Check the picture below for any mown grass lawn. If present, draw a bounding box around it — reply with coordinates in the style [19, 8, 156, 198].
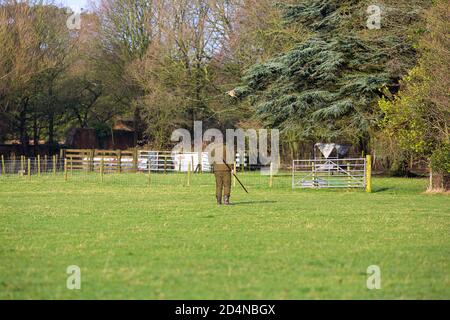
[0, 174, 449, 299]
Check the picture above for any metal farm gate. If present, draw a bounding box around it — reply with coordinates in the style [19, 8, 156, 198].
[292, 158, 367, 189]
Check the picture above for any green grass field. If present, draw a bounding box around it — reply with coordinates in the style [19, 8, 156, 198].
[0, 174, 449, 299]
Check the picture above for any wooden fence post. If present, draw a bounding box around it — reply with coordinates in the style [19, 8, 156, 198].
[44, 155, 47, 173]
[64, 158, 68, 181]
[100, 157, 104, 183]
[164, 156, 167, 174]
[28, 158, 31, 181]
[187, 162, 191, 187]
[1, 155, 4, 175]
[118, 150, 122, 174]
[12, 154, 16, 173]
[366, 155, 372, 193]
[269, 162, 274, 188]
[198, 152, 203, 174]
[20, 156, 24, 176]
[148, 159, 151, 186]
[133, 148, 138, 173]
[53, 155, 56, 176]
[90, 149, 95, 172]
[347, 162, 351, 189]
[312, 162, 316, 188]
[37, 155, 41, 177]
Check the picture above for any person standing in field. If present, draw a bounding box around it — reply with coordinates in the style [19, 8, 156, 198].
[209, 143, 233, 205]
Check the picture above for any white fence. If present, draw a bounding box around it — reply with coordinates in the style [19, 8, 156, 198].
[138, 151, 211, 172]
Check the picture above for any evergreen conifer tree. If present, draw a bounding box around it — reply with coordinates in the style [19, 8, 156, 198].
[233, 0, 430, 151]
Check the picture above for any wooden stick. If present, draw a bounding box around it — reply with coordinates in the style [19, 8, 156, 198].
[223, 159, 249, 194]
[233, 162, 236, 187]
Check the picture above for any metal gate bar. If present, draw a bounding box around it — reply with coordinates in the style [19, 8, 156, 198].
[292, 158, 367, 189]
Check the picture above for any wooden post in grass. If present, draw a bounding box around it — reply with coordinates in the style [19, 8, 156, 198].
[20, 156, 24, 176]
[366, 155, 372, 193]
[53, 155, 56, 176]
[44, 155, 47, 173]
[347, 162, 351, 189]
[118, 150, 122, 174]
[233, 162, 236, 187]
[198, 151, 203, 174]
[37, 155, 41, 176]
[28, 158, 31, 180]
[100, 157, 104, 183]
[164, 156, 167, 174]
[1, 155, 5, 175]
[147, 159, 151, 186]
[89, 149, 95, 172]
[133, 148, 138, 173]
[64, 158, 68, 181]
[187, 162, 191, 187]
[269, 162, 274, 188]
[12, 154, 15, 173]
[312, 161, 316, 187]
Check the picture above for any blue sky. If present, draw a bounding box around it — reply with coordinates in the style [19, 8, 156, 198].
[59, 0, 90, 11]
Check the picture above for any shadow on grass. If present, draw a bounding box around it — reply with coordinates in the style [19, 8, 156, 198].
[372, 187, 391, 193]
[230, 200, 277, 206]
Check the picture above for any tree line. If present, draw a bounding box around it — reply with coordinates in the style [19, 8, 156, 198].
[0, 0, 448, 189]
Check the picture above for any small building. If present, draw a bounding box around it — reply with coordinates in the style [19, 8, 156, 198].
[65, 128, 99, 149]
[65, 120, 135, 150]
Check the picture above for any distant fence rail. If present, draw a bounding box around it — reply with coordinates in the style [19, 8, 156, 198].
[0, 149, 265, 176]
[0, 155, 64, 176]
[1, 150, 372, 192]
[63, 149, 212, 173]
